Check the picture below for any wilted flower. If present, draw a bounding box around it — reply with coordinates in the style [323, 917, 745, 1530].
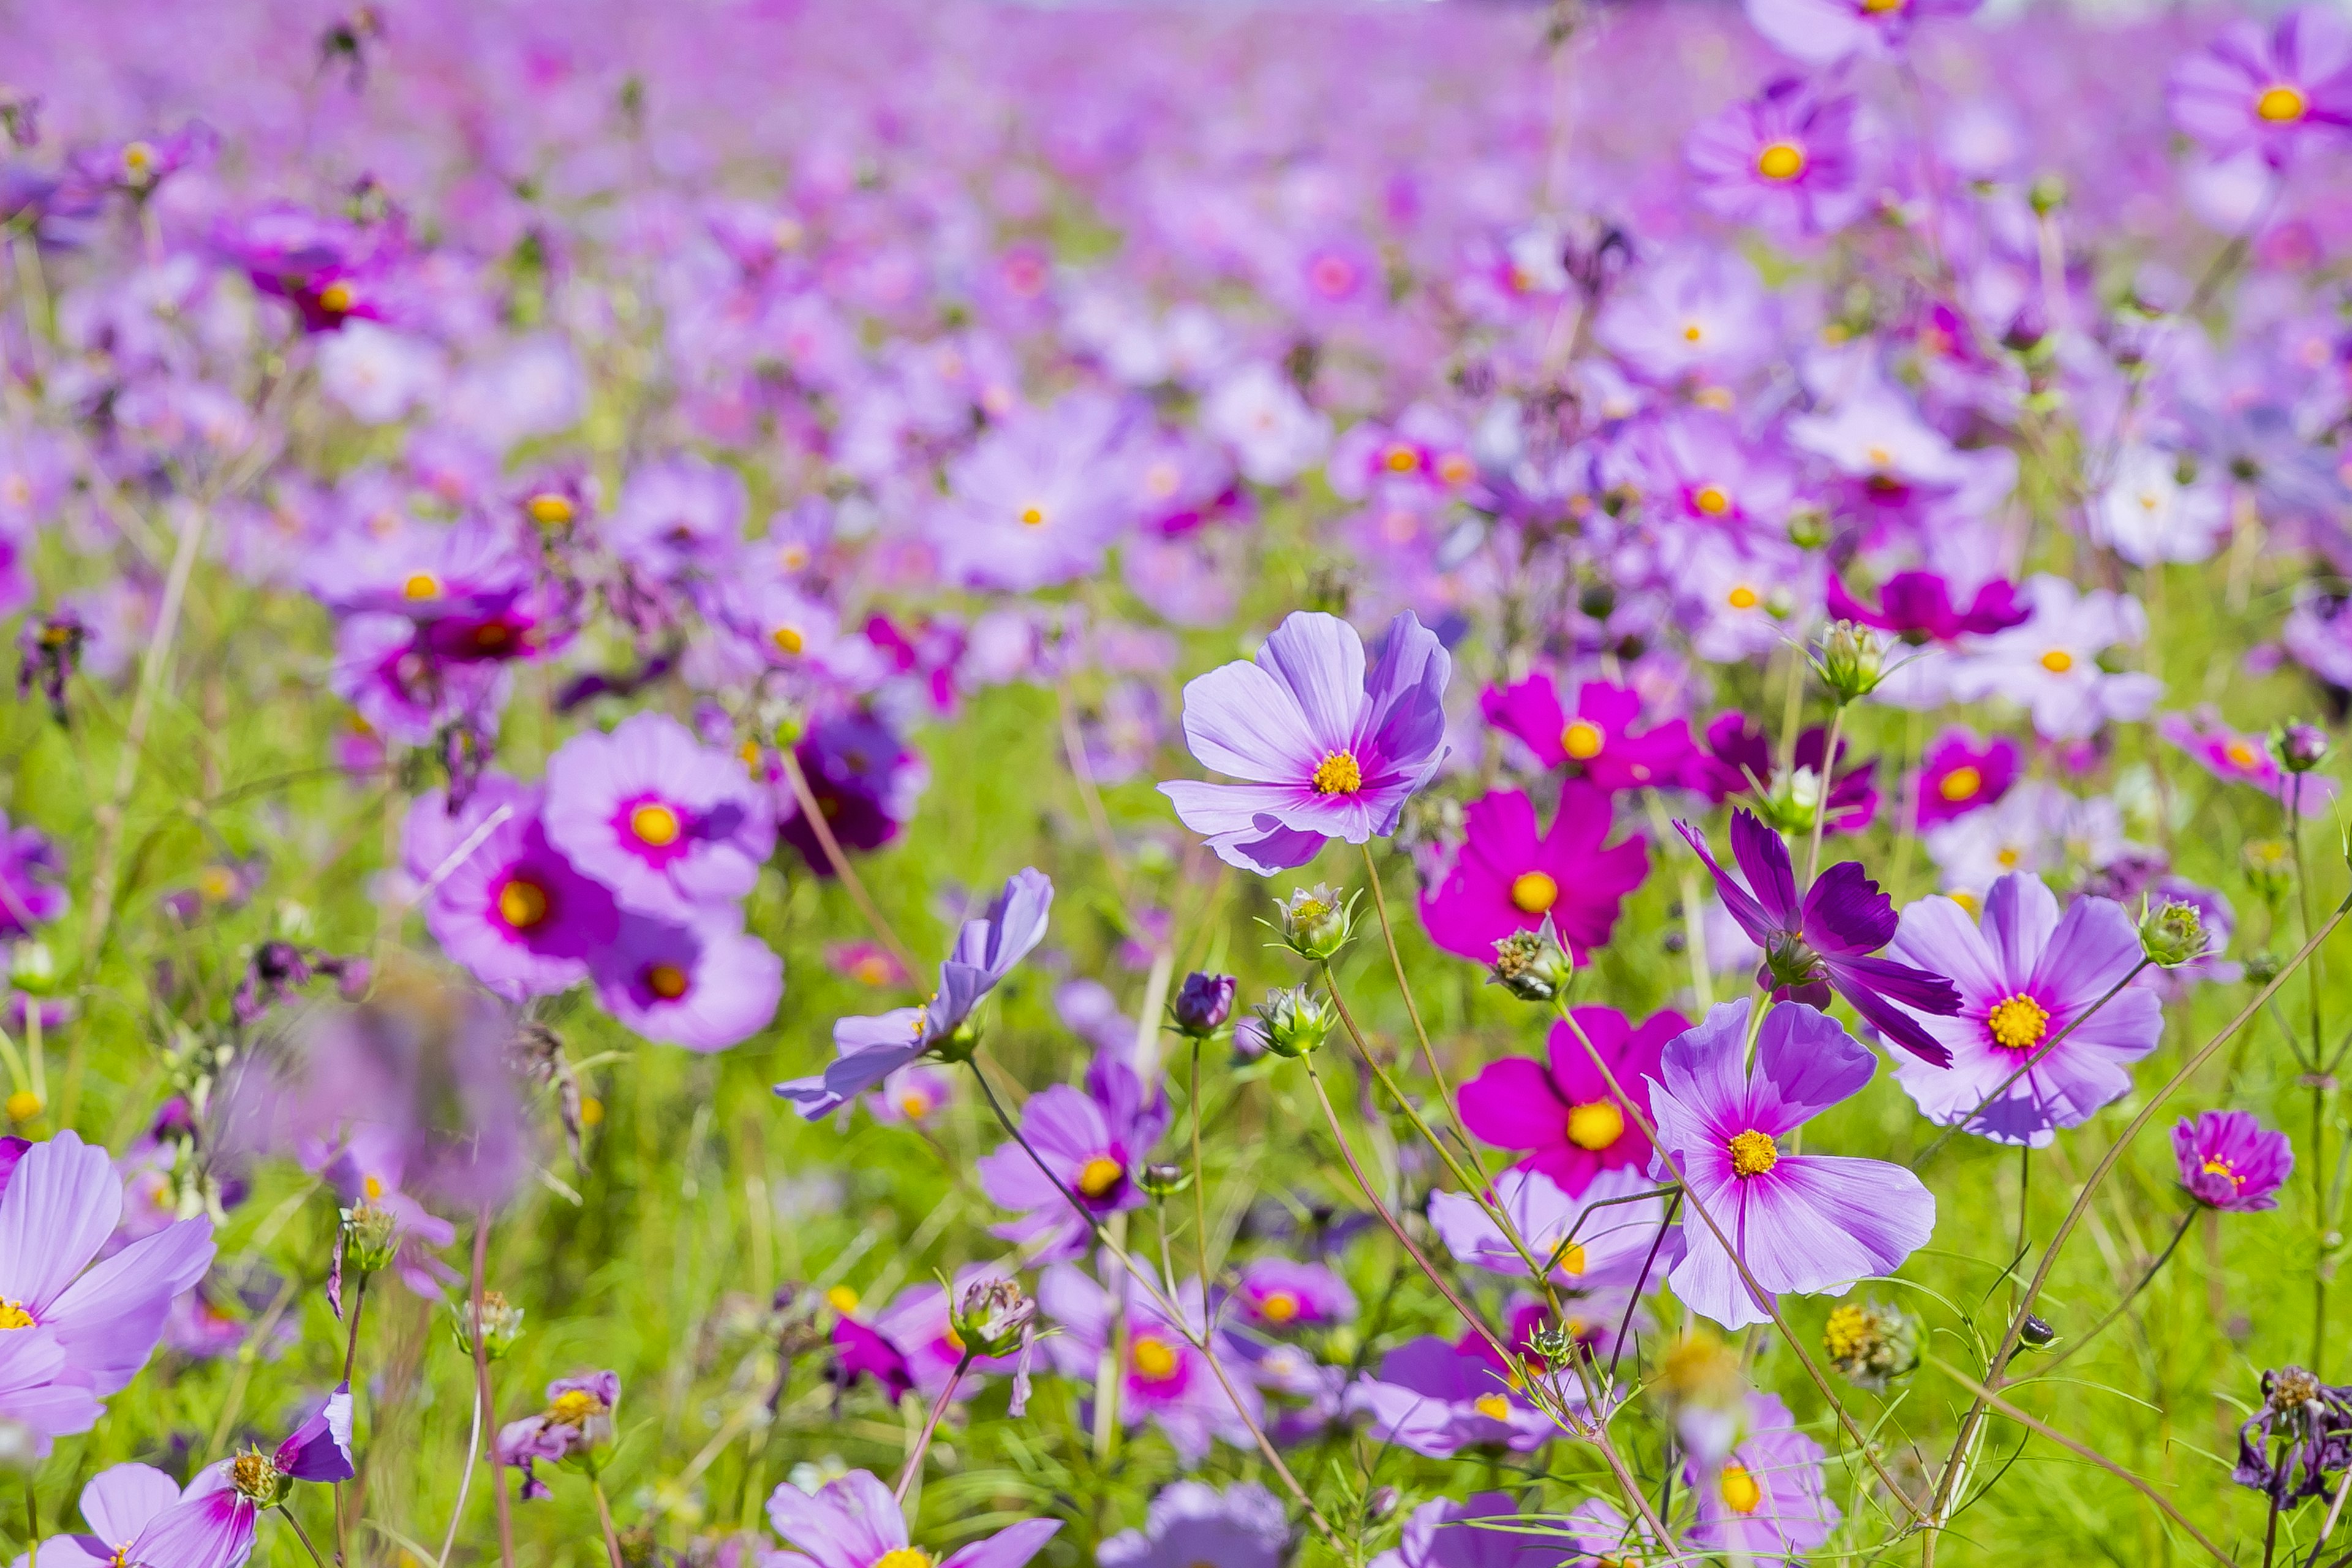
[948, 1277, 1036, 1360]
[1487, 919, 1576, 1003]
[2234, 1366, 2352, 1508]
[498, 1370, 619, 1500]
[451, 1291, 525, 1362]
[1823, 1301, 1920, 1390]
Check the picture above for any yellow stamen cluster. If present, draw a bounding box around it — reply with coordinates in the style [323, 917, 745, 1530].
[1473, 1393, 1512, 1420]
[1131, 1335, 1180, 1381]
[1567, 1101, 1626, 1152]
[1986, 993, 2049, 1050]
[548, 1389, 607, 1425]
[2256, 83, 2309, 123]
[1310, 750, 1363, 795]
[2202, 1156, 2245, 1186]
[1719, 1463, 1765, 1515]
[1259, 1291, 1300, 1324]
[1938, 765, 1983, 802]
[630, 801, 683, 846]
[646, 963, 690, 1000]
[1755, 141, 1805, 181]
[1076, 1156, 1125, 1199]
[1509, 871, 1559, 914]
[497, 878, 550, 930]
[1562, 719, 1605, 760]
[1728, 1128, 1779, 1178]
[2038, 648, 2074, 674]
[0, 1299, 32, 1331]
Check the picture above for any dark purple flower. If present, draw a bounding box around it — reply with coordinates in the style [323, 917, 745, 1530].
[2234, 1367, 2352, 1509]
[2176, 1110, 2294, 1212]
[775, 712, 926, 873]
[1826, 570, 2030, 645]
[1678, 810, 1961, 1064]
[1697, 715, 1879, 835]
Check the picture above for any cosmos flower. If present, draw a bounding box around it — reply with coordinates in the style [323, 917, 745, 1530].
[133, 1384, 353, 1563]
[1678, 810, 1961, 1064]
[2160, 710, 2334, 811]
[10, 1461, 190, 1568]
[1457, 1005, 1687, 1196]
[1947, 575, 2163, 741]
[542, 711, 776, 920]
[1746, 0, 1981, 64]
[608, 454, 747, 580]
[588, 912, 784, 1052]
[932, 395, 1132, 591]
[1344, 1335, 1556, 1458]
[774, 712, 927, 873]
[2168, 6, 2352, 166]
[1696, 715, 1879, 835]
[764, 1469, 1058, 1568]
[976, 1052, 1170, 1262]
[1417, 785, 1648, 965]
[1647, 1000, 1936, 1330]
[1912, 727, 2020, 829]
[1429, 1164, 1671, 1292]
[1036, 1264, 1260, 1462]
[2175, 1110, 2294, 1212]
[2092, 447, 2230, 565]
[1883, 873, 2166, 1145]
[0, 813, 66, 940]
[1201, 363, 1332, 486]
[1372, 1494, 1572, 1568]
[1685, 76, 1869, 237]
[1825, 569, 2029, 645]
[1161, 610, 1450, 876]
[497, 1370, 618, 1501]
[401, 778, 620, 999]
[1593, 246, 1775, 387]
[1101, 1481, 1290, 1568]
[1479, 674, 1697, 794]
[1683, 1392, 1841, 1557]
[1229, 1259, 1355, 1331]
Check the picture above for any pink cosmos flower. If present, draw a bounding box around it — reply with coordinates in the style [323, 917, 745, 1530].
[2174, 1110, 2294, 1212]
[1458, 1005, 1688, 1196]
[2159, 710, 2334, 812]
[589, 912, 783, 1052]
[1230, 1259, 1355, 1332]
[543, 711, 775, 919]
[2168, 7, 2352, 167]
[1103, 1481, 1289, 1568]
[764, 1469, 1058, 1568]
[1913, 727, 2019, 829]
[402, 779, 620, 1000]
[12, 1461, 190, 1568]
[1418, 785, 1647, 965]
[1479, 676, 1698, 795]
[1647, 1000, 1935, 1330]
[1684, 1392, 1840, 1556]
[498, 1370, 618, 1500]
[1685, 77, 1868, 238]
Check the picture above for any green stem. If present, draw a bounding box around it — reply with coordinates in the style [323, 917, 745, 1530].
[2035, 1206, 2197, 1376]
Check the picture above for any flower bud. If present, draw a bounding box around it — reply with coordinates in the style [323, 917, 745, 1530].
[2028, 173, 2068, 216]
[2138, 898, 2208, 968]
[1170, 972, 1237, 1038]
[949, 1277, 1035, 1360]
[1490, 918, 1575, 1003]
[1823, 1301, 1919, 1391]
[341, 1202, 401, 1278]
[2274, 722, 2331, 774]
[2016, 1312, 2058, 1350]
[452, 1291, 526, 1362]
[1812, 620, 1886, 705]
[2244, 839, 2296, 901]
[7, 943, 55, 995]
[1273, 885, 1356, 962]
[1364, 1486, 1400, 1524]
[1255, 986, 1335, 1058]
[1136, 1163, 1193, 1199]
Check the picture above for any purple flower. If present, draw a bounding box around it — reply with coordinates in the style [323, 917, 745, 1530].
[1884, 874, 2164, 1145]
[764, 1469, 1058, 1568]
[1684, 1392, 1840, 1556]
[497, 1370, 619, 1501]
[1947, 575, 2163, 741]
[1037, 1264, 1260, 1461]
[1344, 1335, 1556, 1457]
[977, 1053, 1170, 1262]
[1678, 811, 1961, 1065]
[589, 913, 783, 1052]
[932, 395, 1131, 590]
[1685, 77, 1868, 238]
[777, 869, 1052, 1118]
[774, 712, 927, 872]
[2168, 7, 2352, 167]
[1171, 971, 1237, 1038]
[2160, 710, 2335, 812]
[1161, 610, 1450, 875]
[609, 455, 746, 580]
[401, 778, 620, 999]
[13, 1461, 187, 1568]
[0, 813, 66, 939]
[1430, 1165, 1670, 1293]
[1648, 1000, 1936, 1330]
[1697, 715, 1879, 835]
[1101, 1481, 1289, 1568]
[1230, 1259, 1355, 1331]
[1372, 1494, 1569, 1568]
[134, 1384, 353, 1564]
[1826, 570, 2029, 645]
[1746, 0, 1980, 64]
[1593, 246, 1774, 388]
[543, 712, 775, 919]
[1913, 727, 2019, 829]
[2176, 1110, 2294, 1212]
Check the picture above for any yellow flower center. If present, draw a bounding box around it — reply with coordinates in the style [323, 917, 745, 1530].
[1383, 443, 1421, 473]
[630, 802, 682, 846]
[1861, 0, 1903, 11]
[0, 1299, 32, 1330]
[646, 963, 690, 1000]
[1824, 1303, 1873, 1359]
[1551, 1240, 1589, 1276]
[1755, 141, 1806, 181]
[317, 281, 355, 315]
[1510, 871, 1559, 914]
[1474, 1393, 1512, 1420]
[1693, 484, 1731, 516]
[526, 492, 575, 527]
[1939, 765, 1983, 802]
[824, 1284, 859, 1313]
[2038, 649, 2074, 674]
[1076, 1156, 1125, 1199]
[2, 1093, 37, 1125]
[1567, 1100, 1625, 1152]
[1437, 453, 1475, 485]
[2256, 84, 2309, 123]
[1987, 993, 2049, 1050]
[771, 625, 806, 655]
[1017, 505, 1047, 527]
[363, 1174, 385, 1200]
[1131, 1335, 1181, 1382]
[229, 1452, 281, 1502]
[497, 878, 549, 930]
[123, 140, 156, 173]
[1562, 719, 1605, 760]
[2202, 1156, 2245, 1186]
[1311, 750, 1363, 795]
[402, 571, 442, 600]
[1728, 1129, 1778, 1178]
[1727, 584, 1760, 610]
[1720, 1462, 1765, 1515]
[875, 1551, 933, 1568]
[898, 1091, 932, 1118]
[548, 1389, 605, 1424]
[1682, 320, 1705, 343]
[1260, 1291, 1300, 1324]
[2226, 741, 2260, 769]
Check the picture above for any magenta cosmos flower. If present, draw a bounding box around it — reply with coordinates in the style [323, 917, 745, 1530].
[2168, 7, 2352, 166]
[1420, 785, 1648, 966]
[2175, 1110, 2294, 1212]
[1459, 1005, 1688, 1196]
[1826, 570, 2029, 645]
[1648, 1000, 1936, 1330]
[1914, 727, 2019, 829]
[1697, 715, 1880, 835]
[589, 912, 783, 1052]
[1685, 77, 1868, 238]
[1684, 1392, 1840, 1557]
[1679, 811, 1960, 1064]
[133, 1384, 353, 1565]
[2160, 710, 2334, 812]
[1231, 1259, 1355, 1332]
[402, 778, 619, 999]
[765, 1469, 1058, 1568]
[1480, 674, 1697, 794]
[977, 1052, 1170, 1262]
[543, 711, 775, 919]
[1161, 610, 1450, 875]
[1884, 873, 2164, 1146]
[15, 1461, 190, 1568]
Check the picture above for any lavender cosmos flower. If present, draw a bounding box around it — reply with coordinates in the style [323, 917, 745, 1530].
[10, 1461, 188, 1568]
[778, 868, 1052, 1118]
[1160, 609, 1450, 875]
[543, 711, 775, 918]
[1883, 873, 2163, 1145]
[765, 1469, 1058, 1568]
[608, 454, 747, 580]
[402, 778, 620, 999]
[589, 913, 783, 1051]
[1101, 1481, 1289, 1568]
[1946, 575, 2163, 741]
[1231, 1259, 1355, 1331]
[132, 1384, 353, 1563]
[0, 812, 66, 939]
[1685, 76, 1868, 238]
[1459, 1005, 1688, 1197]
[1430, 1165, 1670, 1292]
[1419, 785, 1648, 966]
[2168, 7, 2352, 166]
[1371, 1494, 1569, 1568]
[1746, 0, 1980, 64]
[1344, 1335, 1556, 1457]
[977, 1052, 1170, 1262]
[497, 1370, 618, 1500]
[1479, 674, 1697, 794]
[2093, 447, 2229, 566]
[2176, 1110, 2294, 1212]
[1594, 246, 1774, 388]
[1037, 1264, 1260, 1461]
[1684, 1392, 1840, 1557]
[931, 395, 1131, 591]
[1648, 1000, 1936, 1330]
[1913, 727, 2019, 829]
[1678, 810, 1961, 1065]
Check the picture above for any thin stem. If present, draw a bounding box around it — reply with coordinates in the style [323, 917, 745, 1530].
[433, 1380, 483, 1568]
[894, 1355, 970, 1502]
[2304, 1467, 2352, 1568]
[1189, 1038, 1213, 1284]
[1803, 703, 1846, 889]
[589, 1467, 625, 1568]
[470, 1206, 515, 1568]
[777, 748, 920, 984]
[1607, 1193, 1680, 1385]
[336, 1273, 369, 1566]
[1357, 843, 1480, 1167]
[283, 1510, 333, 1568]
[2035, 1206, 2197, 1377]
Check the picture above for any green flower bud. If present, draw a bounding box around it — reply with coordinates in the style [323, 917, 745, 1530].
[948, 1277, 1035, 1360]
[1812, 620, 1886, 705]
[1136, 1163, 1194, 1199]
[1273, 884, 1357, 962]
[2138, 897, 2208, 968]
[1489, 919, 1575, 1003]
[451, 1290, 526, 1362]
[1255, 986, 1335, 1058]
[1823, 1300, 1920, 1391]
[341, 1202, 401, 1278]
[7, 943, 55, 995]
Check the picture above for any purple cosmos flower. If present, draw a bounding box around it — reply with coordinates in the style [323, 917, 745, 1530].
[829, 1313, 914, 1403]
[589, 912, 783, 1052]
[2160, 710, 2335, 812]
[12, 1461, 189, 1568]
[300, 1122, 459, 1299]
[1202, 363, 1333, 486]
[1372, 1494, 1570, 1568]
[1459, 1006, 1687, 1197]
[1746, 0, 1980, 64]
[932, 395, 1131, 591]
[0, 813, 66, 939]
[1231, 1259, 1354, 1332]
[777, 869, 1052, 1118]
[2168, 7, 2352, 167]
[1419, 785, 1648, 967]
[609, 455, 746, 580]
[497, 1370, 618, 1501]
[1101, 1481, 1289, 1568]
[1431, 1164, 1670, 1293]
[1344, 1335, 1557, 1457]
[1161, 610, 1450, 875]
[774, 712, 927, 873]
[1684, 1392, 1840, 1557]
[1593, 246, 1774, 388]
[1883, 874, 2165, 1145]
[1826, 570, 2029, 645]
[1685, 77, 1868, 238]
[214, 203, 394, 333]
[2176, 1110, 2294, 1212]
[1697, 715, 1880, 835]
[2093, 447, 2229, 566]
[134, 1384, 353, 1564]
[1648, 1000, 1936, 1330]
[764, 1469, 1058, 1568]
[1037, 1263, 1260, 1461]
[1913, 727, 2019, 829]
[1480, 675, 1697, 794]
[977, 1052, 1170, 1262]
[1678, 811, 1961, 1065]
[543, 712, 775, 919]
[401, 778, 620, 999]
[1947, 575, 2163, 741]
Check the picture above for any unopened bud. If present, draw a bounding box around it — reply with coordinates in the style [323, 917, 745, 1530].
[2028, 173, 2067, 216]
[1490, 918, 1575, 1003]
[341, 1202, 400, 1278]
[2275, 722, 2331, 774]
[2017, 1313, 2058, 1350]
[2139, 898, 2208, 968]
[7, 943, 55, 995]
[1273, 885, 1356, 962]
[949, 1278, 1035, 1360]
[1136, 1163, 1193, 1199]
[1364, 1486, 1400, 1524]
[452, 1291, 526, 1362]
[1813, 620, 1885, 706]
[1255, 986, 1335, 1059]
[1823, 1301, 1919, 1391]
[2244, 839, 2296, 901]
[1170, 972, 1237, 1038]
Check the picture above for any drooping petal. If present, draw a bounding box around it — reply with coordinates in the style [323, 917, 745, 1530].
[1674, 820, 1777, 945]
[1826, 958, 1959, 1065]
[275, 1383, 356, 1482]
